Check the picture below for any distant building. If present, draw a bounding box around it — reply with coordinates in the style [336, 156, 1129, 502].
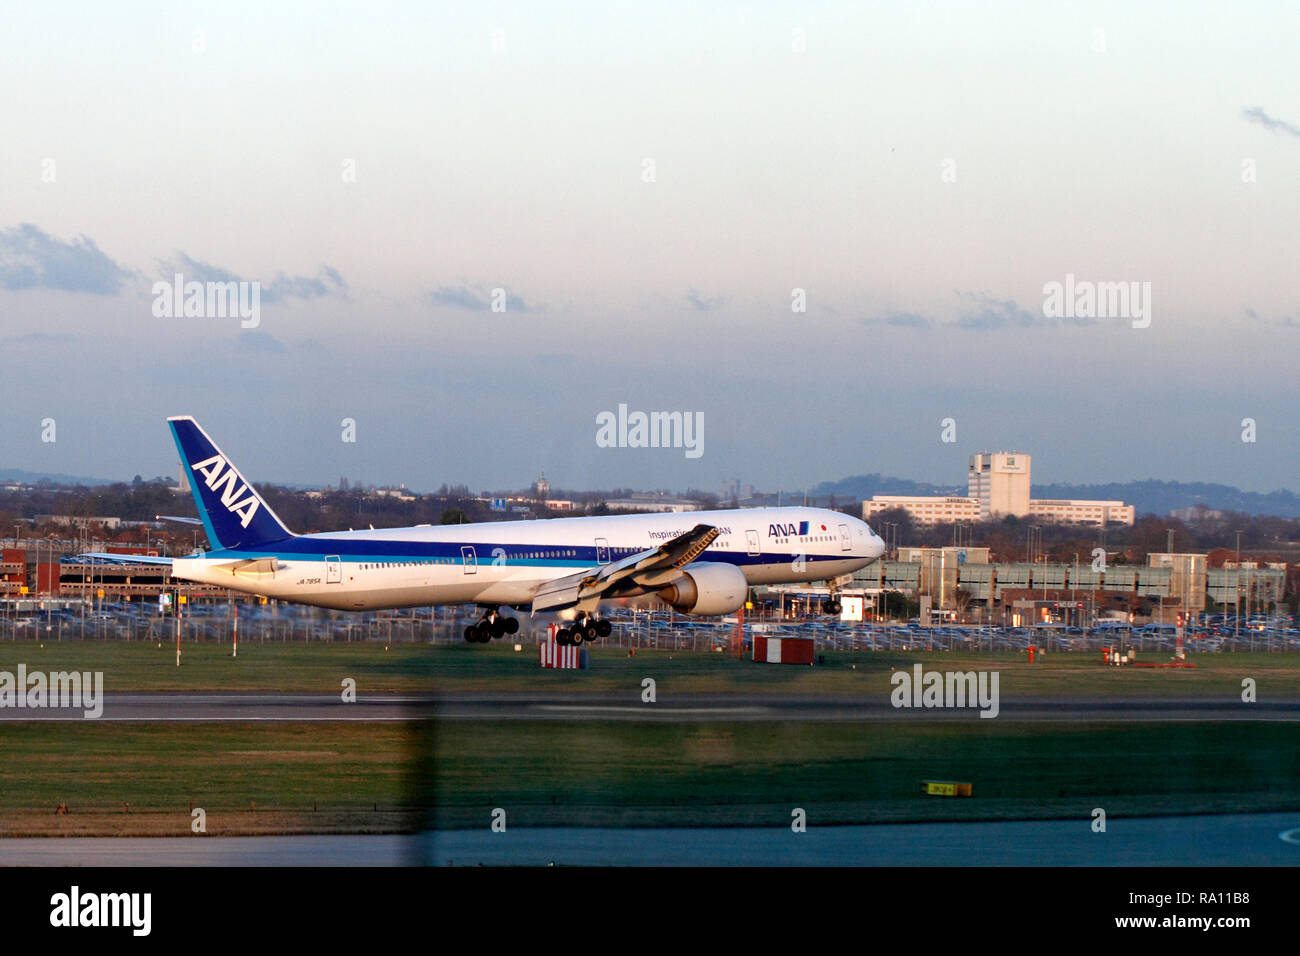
[862, 451, 1134, 526]
[864, 496, 981, 524]
[41, 515, 123, 530]
[1029, 499, 1135, 525]
[722, 479, 756, 502]
[968, 452, 1032, 519]
[605, 497, 701, 514]
[370, 486, 416, 501]
[1147, 552, 1209, 612]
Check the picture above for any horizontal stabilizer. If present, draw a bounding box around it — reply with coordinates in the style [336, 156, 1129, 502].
[154, 514, 204, 526]
[211, 557, 280, 576]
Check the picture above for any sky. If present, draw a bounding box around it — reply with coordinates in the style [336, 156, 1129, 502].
[1, 1, 1297, 496]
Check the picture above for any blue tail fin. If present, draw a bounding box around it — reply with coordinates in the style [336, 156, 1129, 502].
[168, 416, 293, 551]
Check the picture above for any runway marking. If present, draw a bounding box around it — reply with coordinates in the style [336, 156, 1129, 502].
[532, 705, 768, 715]
[0, 716, 413, 722]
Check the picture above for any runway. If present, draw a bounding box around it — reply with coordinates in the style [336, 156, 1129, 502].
[424, 812, 1300, 866]
[0, 691, 1296, 722]
[1, 813, 1296, 866]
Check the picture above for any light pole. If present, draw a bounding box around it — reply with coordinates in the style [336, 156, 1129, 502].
[1235, 530, 1242, 644]
[45, 535, 57, 633]
[1072, 553, 1078, 627]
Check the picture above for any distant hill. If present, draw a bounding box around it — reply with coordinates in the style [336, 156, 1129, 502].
[1034, 481, 1300, 519]
[811, 473, 965, 500]
[0, 468, 116, 487]
[813, 474, 1300, 518]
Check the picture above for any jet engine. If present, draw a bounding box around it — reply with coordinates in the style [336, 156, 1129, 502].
[655, 562, 748, 616]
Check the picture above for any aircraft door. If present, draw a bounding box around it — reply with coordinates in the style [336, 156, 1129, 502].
[595, 538, 610, 564]
[325, 555, 342, 584]
[461, 546, 477, 574]
[746, 529, 760, 556]
[839, 524, 852, 551]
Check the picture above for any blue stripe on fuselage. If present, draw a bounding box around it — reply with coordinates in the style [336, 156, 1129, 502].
[203, 536, 840, 568]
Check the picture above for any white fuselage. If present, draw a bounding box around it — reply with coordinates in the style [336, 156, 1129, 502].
[171, 507, 885, 612]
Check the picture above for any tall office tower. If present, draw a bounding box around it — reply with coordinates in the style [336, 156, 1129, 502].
[968, 452, 1032, 519]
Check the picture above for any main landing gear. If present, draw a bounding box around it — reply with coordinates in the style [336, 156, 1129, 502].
[464, 607, 520, 643]
[555, 614, 612, 647]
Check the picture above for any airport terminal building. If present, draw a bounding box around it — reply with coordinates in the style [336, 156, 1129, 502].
[846, 546, 1285, 625]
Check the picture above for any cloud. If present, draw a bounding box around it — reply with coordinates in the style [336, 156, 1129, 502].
[1244, 306, 1299, 328]
[954, 292, 1057, 330]
[0, 223, 132, 294]
[428, 284, 488, 310]
[235, 331, 288, 353]
[686, 288, 725, 312]
[1241, 106, 1300, 138]
[426, 282, 541, 312]
[0, 331, 74, 346]
[158, 253, 348, 303]
[862, 292, 1094, 331]
[860, 311, 933, 328]
[264, 267, 348, 303]
[887, 311, 932, 328]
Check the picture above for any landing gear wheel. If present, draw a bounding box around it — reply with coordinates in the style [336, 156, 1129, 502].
[570, 628, 585, 646]
[464, 625, 479, 643]
[490, 620, 506, 639]
[823, 600, 842, 615]
[580, 622, 598, 642]
[596, 619, 612, 638]
[556, 629, 572, 646]
[504, 617, 519, 635]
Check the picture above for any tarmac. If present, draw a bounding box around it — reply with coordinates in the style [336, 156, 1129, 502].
[0, 690, 1295, 722]
[1, 813, 1297, 866]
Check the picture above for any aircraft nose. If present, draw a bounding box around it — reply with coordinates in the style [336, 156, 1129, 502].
[857, 517, 886, 559]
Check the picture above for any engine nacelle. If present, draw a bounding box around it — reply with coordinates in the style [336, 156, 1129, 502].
[656, 562, 748, 616]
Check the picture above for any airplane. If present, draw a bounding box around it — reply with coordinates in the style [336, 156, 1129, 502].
[118, 417, 886, 645]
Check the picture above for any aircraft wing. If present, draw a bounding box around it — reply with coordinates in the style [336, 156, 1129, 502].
[72, 552, 175, 566]
[530, 523, 720, 613]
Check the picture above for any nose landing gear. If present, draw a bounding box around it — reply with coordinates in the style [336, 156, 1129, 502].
[822, 581, 843, 616]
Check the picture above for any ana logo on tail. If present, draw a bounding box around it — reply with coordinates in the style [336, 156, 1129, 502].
[191, 454, 261, 528]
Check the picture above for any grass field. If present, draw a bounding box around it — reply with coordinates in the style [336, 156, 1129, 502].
[421, 719, 1300, 828]
[1, 717, 1297, 834]
[2, 639, 1299, 699]
[0, 722, 419, 836]
[0, 641, 1297, 835]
